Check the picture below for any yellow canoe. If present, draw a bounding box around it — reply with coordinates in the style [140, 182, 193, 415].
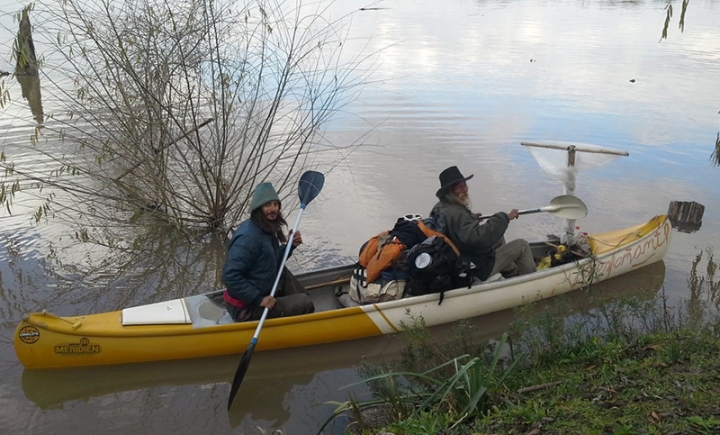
[14, 215, 671, 370]
[22, 261, 666, 410]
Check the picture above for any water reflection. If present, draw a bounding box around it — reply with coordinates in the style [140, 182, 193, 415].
[688, 248, 720, 315]
[20, 261, 665, 433]
[16, 73, 43, 124]
[671, 220, 702, 234]
[21, 334, 401, 433]
[0, 226, 228, 319]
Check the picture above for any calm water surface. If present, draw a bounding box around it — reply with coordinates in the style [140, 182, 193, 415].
[1, 0, 719, 433]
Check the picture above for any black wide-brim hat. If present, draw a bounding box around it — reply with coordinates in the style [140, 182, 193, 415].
[436, 166, 474, 198]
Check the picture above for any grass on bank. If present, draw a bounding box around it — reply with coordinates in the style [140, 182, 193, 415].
[474, 326, 720, 435]
[326, 249, 720, 435]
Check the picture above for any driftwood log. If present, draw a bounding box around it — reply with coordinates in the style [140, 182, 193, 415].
[667, 201, 704, 233]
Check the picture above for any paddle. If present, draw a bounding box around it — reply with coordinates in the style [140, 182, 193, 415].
[227, 170, 325, 410]
[478, 195, 588, 220]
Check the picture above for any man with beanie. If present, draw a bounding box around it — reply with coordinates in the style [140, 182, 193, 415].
[429, 166, 536, 281]
[222, 182, 314, 322]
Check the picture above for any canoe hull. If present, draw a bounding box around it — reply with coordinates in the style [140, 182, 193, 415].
[14, 215, 672, 369]
[15, 305, 384, 369]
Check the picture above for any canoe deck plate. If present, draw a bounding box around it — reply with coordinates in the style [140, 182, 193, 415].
[121, 299, 191, 325]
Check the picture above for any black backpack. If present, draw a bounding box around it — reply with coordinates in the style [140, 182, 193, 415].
[401, 236, 472, 304]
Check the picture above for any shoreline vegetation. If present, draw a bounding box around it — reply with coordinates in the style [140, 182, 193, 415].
[327, 250, 720, 435]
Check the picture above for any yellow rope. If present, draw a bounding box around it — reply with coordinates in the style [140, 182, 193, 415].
[41, 309, 83, 329]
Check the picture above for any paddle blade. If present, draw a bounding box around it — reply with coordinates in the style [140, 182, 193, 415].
[298, 171, 324, 206]
[227, 339, 257, 410]
[548, 194, 588, 219]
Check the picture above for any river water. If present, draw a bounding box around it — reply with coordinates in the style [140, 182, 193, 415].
[1, 0, 719, 434]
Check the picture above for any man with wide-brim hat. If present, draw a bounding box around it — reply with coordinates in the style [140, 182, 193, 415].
[435, 166, 474, 199]
[222, 182, 314, 322]
[429, 166, 536, 281]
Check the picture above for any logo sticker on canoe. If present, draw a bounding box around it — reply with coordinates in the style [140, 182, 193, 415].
[18, 326, 40, 344]
[55, 337, 101, 355]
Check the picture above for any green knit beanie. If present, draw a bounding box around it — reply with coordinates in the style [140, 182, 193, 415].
[250, 182, 280, 212]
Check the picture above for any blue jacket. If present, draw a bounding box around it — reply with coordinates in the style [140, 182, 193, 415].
[222, 219, 293, 306]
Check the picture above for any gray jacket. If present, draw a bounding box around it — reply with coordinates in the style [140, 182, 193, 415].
[429, 200, 509, 280]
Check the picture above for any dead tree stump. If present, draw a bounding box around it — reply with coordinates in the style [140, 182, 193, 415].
[16, 7, 38, 76]
[668, 201, 704, 233]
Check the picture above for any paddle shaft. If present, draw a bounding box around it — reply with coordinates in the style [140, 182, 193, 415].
[227, 204, 305, 410]
[477, 209, 542, 220]
[478, 199, 586, 220]
[518, 203, 582, 215]
[517, 208, 545, 216]
[228, 170, 324, 410]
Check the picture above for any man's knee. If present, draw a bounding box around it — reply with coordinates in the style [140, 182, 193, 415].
[519, 239, 531, 252]
[507, 238, 530, 253]
[297, 294, 315, 314]
[277, 293, 314, 317]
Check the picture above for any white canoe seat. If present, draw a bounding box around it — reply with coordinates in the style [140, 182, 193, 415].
[121, 299, 191, 325]
[463, 261, 503, 285]
[471, 272, 503, 285]
[484, 273, 504, 283]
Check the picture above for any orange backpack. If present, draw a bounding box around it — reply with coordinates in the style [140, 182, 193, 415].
[357, 220, 460, 284]
[358, 231, 406, 283]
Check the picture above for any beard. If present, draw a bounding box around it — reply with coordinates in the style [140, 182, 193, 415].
[457, 192, 471, 207]
[447, 191, 472, 209]
[251, 208, 288, 243]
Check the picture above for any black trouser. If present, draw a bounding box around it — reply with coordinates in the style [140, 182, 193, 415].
[225, 268, 315, 321]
